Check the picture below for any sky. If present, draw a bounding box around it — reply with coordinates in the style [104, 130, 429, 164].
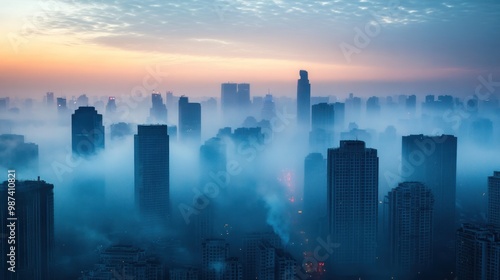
[1, 0, 499, 99]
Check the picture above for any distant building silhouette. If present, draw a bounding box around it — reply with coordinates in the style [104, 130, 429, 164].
[221, 83, 251, 125]
[402, 135, 457, 250]
[0, 179, 54, 280]
[309, 103, 334, 154]
[345, 93, 361, 123]
[366, 96, 381, 118]
[296, 70, 311, 127]
[71, 107, 105, 156]
[110, 122, 133, 140]
[388, 182, 434, 276]
[261, 94, 276, 121]
[134, 125, 170, 229]
[179, 96, 201, 143]
[456, 224, 500, 280]
[333, 102, 345, 130]
[46, 92, 54, 107]
[76, 94, 89, 107]
[0, 134, 38, 179]
[105, 96, 117, 114]
[150, 93, 168, 124]
[303, 153, 326, 238]
[327, 140, 378, 275]
[80, 245, 163, 280]
[56, 97, 68, 116]
[488, 171, 500, 228]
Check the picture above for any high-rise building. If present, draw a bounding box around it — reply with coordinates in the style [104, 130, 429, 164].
[46, 92, 54, 106]
[310, 103, 334, 154]
[71, 106, 105, 157]
[388, 182, 434, 276]
[221, 83, 250, 125]
[242, 232, 282, 280]
[303, 153, 326, 237]
[488, 171, 500, 228]
[401, 135, 457, 247]
[0, 134, 38, 179]
[256, 241, 296, 280]
[327, 140, 378, 275]
[223, 257, 243, 280]
[333, 102, 345, 130]
[134, 125, 170, 228]
[56, 97, 68, 114]
[76, 94, 89, 107]
[296, 70, 311, 127]
[106, 96, 117, 114]
[345, 93, 361, 123]
[178, 96, 201, 143]
[456, 224, 500, 280]
[150, 93, 168, 123]
[202, 239, 229, 280]
[0, 179, 54, 280]
[366, 96, 381, 118]
[261, 94, 276, 121]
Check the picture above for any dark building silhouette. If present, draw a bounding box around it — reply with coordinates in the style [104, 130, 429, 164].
[0, 134, 38, 179]
[388, 182, 434, 276]
[76, 94, 89, 107]
[309, 103, 334, 155]
[327, 140, 378, 275]
[345, 93, 361, 123]
[456, 224, 500, 280]
[110, 122, 133, 140]
[150, 93, 168, 124]
[166, 91, 179, 124]
[405, 95, 416, 117]
[366, 96, 381, 118]
[71, 106, 105, 157]
[46, 92, 54, 107]
[333, 102, 345, 130]
[0, 179, 54, 280]
[303, 153, 326, 238]
[488, 171, 500, 228]
[242, 232, 282, 280]
[134, 125, 170, 229]
[105, 96, 117, 114]
[261, 94, 276, 121]
[80, 245, 163, 280]
[221, 83, 251, 125]
[56, 97, 68, 115]
[179, 96, 201, 143]
[296, 70, 311, 127]
[224, 257, 243, 280]
[256, 241, 296, 280]
[202, 239, 229, 280]
[401, 135, 457, 251]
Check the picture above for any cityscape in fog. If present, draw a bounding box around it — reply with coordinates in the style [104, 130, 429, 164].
[0, 72, 499, 279]
[1, 0, 500, 280]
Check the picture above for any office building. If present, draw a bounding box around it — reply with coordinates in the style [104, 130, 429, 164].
[71, 106, 105, 156]
[179, 96, 201, 143]
[488, 171, 500, 228]
[296, 70, 311, 127]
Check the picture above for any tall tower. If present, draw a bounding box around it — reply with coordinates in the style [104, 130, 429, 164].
[488, 171, 500, 228]
[388, 182, 434, 276]
[310, 103, 334, 155]
[327, 140, 378, 275]
[134, 125, 170, 229]
[0, 179, 54, 280]
[401, 135, 457, 247]
[71, 106, 105, 157]
[296, 70, 311, 127]
[303, 153, 326, 238]
[150, 93, 168, 123]
[221, 83, 238, 122]
[178, 96, 201, 144]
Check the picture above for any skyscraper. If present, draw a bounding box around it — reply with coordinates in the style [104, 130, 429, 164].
[310, 103, 334, 154]
[303, 153, 326, 237]
[0, 134, 38, 179]
[0, 179, 54, 280]
[71, 106, 105, 157]
[134, 125, 170, 228]
[296, 70, 311, 127]
[202, 239, 229, 280]
[401, 135, 457, 247]
[388, 182, 434, 276]
[46, 92, 54, 106]
[456, 224, 500, 280]
[150, 93, 168, 123]
[178, 96, 201, 143]
[106, 96, 117, 114]
[221, 83, 250, 125]
[488, 171, 500, 228]
[327, 140, 378, 275]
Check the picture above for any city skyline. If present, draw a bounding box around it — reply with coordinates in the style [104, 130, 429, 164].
[1, 1, 500, 98]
